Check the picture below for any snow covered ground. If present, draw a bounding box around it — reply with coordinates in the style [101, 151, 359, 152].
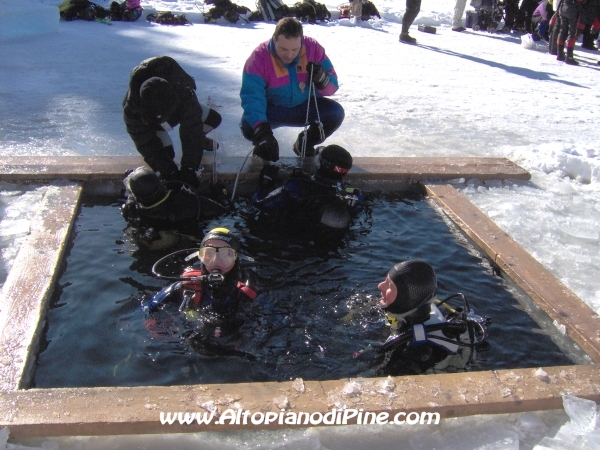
[1, 0, 600, 448]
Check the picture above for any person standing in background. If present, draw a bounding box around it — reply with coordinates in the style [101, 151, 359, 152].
[452, 0, 468, 31]
[400, 0, 422, 43]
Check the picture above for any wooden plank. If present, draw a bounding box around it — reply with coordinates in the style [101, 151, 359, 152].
[0, 156, 531, 182]
[349, 157, 531, 181]
[0, 364, 598, 438]
[425, 184, 600, 363]
[0, 184, 83, 391]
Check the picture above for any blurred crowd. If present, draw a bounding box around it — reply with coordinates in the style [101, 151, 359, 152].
[456, 0, 599, 65]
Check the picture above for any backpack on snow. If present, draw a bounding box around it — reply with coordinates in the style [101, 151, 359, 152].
[60, 0, 110, 21]
[109, 0, 143, 22]
[292, 0, 331, 22]
[204, 0, 251, 23]
[255, 0, 291, 21]
[147, 11, 192, 25]
[338, 1, 380, 20]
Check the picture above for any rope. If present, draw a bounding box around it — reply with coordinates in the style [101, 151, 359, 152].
[230, 148, 255, 202]
[300, 65, 325, 158]
[211, 129, 218, 185]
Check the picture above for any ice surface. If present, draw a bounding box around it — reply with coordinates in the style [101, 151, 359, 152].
[439, 422, 520, 450]
[0, 184, 47, 289]
[533, 436, 582, 450]
[0, 427, 8, 448]
[516, 412, 550, 436]
[409, 430, 446, 450]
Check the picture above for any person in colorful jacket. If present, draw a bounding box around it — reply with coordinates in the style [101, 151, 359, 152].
[240, 17, 344, 162]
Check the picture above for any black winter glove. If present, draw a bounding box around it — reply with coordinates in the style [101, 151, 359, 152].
[121, 200, 138, 223]
[258, 164, 280, 191]
[306, 62, 330, 90]
[201, 135, 219, 151]
[180, 166, 200, 189]
[161, 166, 181, 182]
[252, 123, 279, 162]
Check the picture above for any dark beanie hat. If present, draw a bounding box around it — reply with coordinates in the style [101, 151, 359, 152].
[317, 145, 353, 180]
[139, 77, 177, 118]
[384, 259, 437, 323]
[126, 167, 167, 207]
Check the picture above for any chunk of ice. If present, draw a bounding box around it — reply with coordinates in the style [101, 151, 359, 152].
[516, 411, 549, 434]
[292, 377, 306, 393]
[562, 394, 598, 435]
[273, 395, 290, 410]
[342, 381, 362, 397]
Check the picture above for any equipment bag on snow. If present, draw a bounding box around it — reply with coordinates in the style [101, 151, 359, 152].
[109, 0, 143, 21]
[256, 0, 290, 21]
[60, 0, 110, 21]
[204, 0, 251, 23]
[338, 1, 380, 20]
[292, 0, 331, 22]
[147, 11, 192, 25]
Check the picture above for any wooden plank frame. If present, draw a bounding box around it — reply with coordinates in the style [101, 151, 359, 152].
[1, 156, 598, 440]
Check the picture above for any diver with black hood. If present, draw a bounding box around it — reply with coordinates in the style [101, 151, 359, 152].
[121, 166, 228, 249]
[251, 144, 366, 229]
[355, 259, 490, 376]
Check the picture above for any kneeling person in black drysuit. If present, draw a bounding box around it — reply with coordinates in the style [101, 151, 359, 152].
[123, 56, 222, 188]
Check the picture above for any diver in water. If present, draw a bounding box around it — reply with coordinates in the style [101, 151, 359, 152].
[141, 227, 259, 356]
[355, 259, 490, 376]
[143, 227, 258, 319]
[121, 166, 228, 249]
[251, 144, 366, 230]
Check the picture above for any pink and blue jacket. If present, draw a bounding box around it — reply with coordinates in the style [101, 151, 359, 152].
[240, 36, 339, 128]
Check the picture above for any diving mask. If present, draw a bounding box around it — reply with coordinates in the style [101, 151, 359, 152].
[198, 245, 237, 272]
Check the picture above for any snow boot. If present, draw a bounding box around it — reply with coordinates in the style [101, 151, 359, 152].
[293, 125, 324, 157]
[399, 32, 417, 44]
[556, 44, 566, 61]
[293, 136, 316, 157]
[581, 26, 598, 50]
[565, 47, 579, 65]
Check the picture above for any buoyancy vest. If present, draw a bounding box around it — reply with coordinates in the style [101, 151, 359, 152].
[385, 303, 459, 354]
[180, 267, 257, 310]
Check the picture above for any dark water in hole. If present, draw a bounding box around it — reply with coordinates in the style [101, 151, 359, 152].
[33, 191, 577, 388]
